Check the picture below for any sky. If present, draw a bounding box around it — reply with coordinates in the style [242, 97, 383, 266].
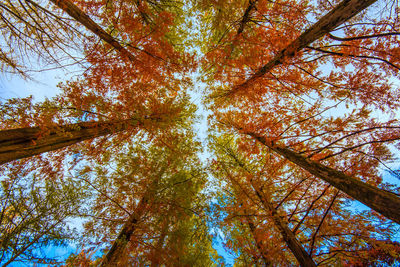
[1, 0, 400, 265]
[0, 69, 64, 101]
[3, 68, 398, 265]
[0, 64, 238, 265]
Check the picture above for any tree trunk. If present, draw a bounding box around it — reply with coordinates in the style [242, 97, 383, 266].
[49, 0, 136, 62]
[150, 220, 169, 267]
[100, 197, 149, 266]
[101, 173, 162, 266]
[232, 0, 377, 92]
[250, 132, 400, 224]
[237, 0, 258, 35]
[222, 162, 316, 266]
[251, 184, 317, 267]
[245, 216, 272, 266]
[0, 119, 134, 164]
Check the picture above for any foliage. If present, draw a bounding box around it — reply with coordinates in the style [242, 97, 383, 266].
[0, 0, 86, 77]
[0, 167, 88, 265]
[209, 133, 400, 265]
[0, 0, 400, 265]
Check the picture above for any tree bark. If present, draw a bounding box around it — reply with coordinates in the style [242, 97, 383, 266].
[150, 220, 169, 267]
[237, 0, 258, 35]
[49, 0, 136, 62]
[249, 132, 400, 224]
[0, 119, 135, 164]
[101, 172, 163, 266]
[231, 0, 377, 93]
[222, 161, 316, 266]
[251, 185, 317, 267]
[100, 190, 154, 266]
[100, 196, 149, 266]
[245, 216, 272, 266]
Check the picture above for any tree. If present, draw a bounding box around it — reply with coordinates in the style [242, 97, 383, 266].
[0, 0, 192, 76]
[210, 134, 400, 265]
[48, 0, 137, 62]
[204, 0, 400, 223]
[1, 119, 139, 165]
[65, 111, 217, 266]
[202, 0, 398, 102]
[210, 136, 314, 265]
[230, 0, 379, 92]
[216, 161, 317, 266]
[1, 0, 400, 265]
[247, 131, 400, 224]
[0, 165, 88, 265]
[0, 90, 190, 165]
[0, 0, 85, 76]
[0, 107, 183, 165]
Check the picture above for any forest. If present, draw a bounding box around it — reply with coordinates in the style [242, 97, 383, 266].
[0, 0, 400, 266]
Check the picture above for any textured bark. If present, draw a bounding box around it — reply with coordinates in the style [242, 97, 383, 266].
[221, 160, 315, 266]
[250, 133, 400, 224]
[232, 0, 377, 92]
[101, 174, 162, 266]
[237, 0, 258, 35]
[251, 185, 317, 267]
[150, 221, 169, 267]
[49, 0, 136, 62]
[100, 196, 149, 267]
[0, 119, 134, 164]
[246, 216, 272, 266]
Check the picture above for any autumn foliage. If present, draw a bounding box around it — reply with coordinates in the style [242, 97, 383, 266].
[1, 0, 400, 266]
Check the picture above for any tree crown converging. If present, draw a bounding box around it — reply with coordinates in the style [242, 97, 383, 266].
[0, 0, 400, 265]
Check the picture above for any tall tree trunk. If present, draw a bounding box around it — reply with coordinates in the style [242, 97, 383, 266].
[221, 163, 316, 266]
[249, 132, 400, 224]
[150, 220, 169, 267]
[250, 183, 317, 267]
[100, 197, 149, 266]
[245, 216, 272, 266]
[231, 0, 377, 92]
[49, 0, 136, 62]
[101, 172, 163, 266]
[226, 0, 258, 59]
[237, 0, 258, 35]
[0, 119, 134, 164]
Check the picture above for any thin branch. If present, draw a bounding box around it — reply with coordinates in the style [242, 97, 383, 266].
[328, 32, 400, 41]
[309, 190, 339, 256]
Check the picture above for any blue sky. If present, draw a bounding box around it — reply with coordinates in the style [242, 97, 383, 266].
[1, 1, 400, 263]
[2, 52, 400, 267]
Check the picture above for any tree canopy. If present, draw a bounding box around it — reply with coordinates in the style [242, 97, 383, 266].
[0, 0, 400, 265]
